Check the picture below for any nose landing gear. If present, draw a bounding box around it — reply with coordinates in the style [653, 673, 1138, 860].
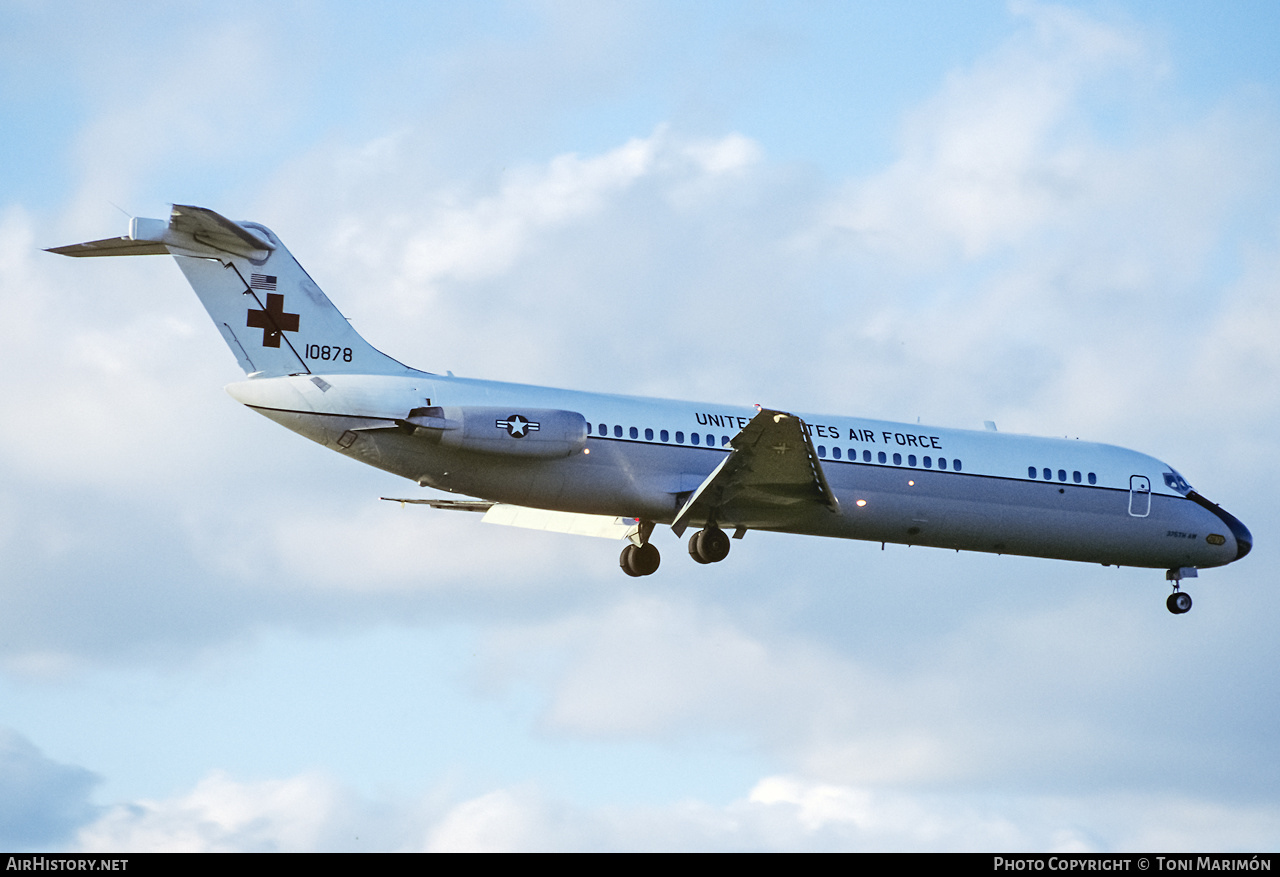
[1166, 567, 1197, 614]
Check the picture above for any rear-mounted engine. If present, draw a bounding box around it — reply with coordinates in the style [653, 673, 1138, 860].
[398, 406, 587, 459]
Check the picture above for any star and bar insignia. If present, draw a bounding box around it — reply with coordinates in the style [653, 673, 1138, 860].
[495, 414, 540, 437]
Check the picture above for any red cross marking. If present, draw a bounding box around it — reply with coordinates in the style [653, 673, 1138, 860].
[246, 293, 300, 348]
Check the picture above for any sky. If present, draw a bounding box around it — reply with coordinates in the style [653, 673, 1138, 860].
[2, 0, 1280, 852]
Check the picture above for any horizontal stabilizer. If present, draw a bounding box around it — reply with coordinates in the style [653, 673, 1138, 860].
[47, 205, 275, 261]
[45, 237, 169, 258]
[168, 204, 274, 259]
[49, 203, 418, 378]
[381, 497, 495, 512]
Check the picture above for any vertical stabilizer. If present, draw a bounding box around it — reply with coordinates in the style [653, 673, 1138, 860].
[48, 205, 420, 378]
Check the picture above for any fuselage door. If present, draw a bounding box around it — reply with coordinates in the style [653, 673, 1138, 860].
[1129, 475, 1151, 517]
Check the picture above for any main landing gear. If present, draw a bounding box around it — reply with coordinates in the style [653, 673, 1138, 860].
[620, 519, 660, 577]
[688, 525, 731, 565]
[1166, 567, 1196, 615]
[620, 523, 734, 576]
[620, 542, 661, 577]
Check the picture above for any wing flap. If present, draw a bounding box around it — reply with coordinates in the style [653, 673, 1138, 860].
[381, 497, 639, 540]
[481, 505, 639, 540]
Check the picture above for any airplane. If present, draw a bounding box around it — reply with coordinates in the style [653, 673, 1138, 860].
[48, 205, 1252, 613]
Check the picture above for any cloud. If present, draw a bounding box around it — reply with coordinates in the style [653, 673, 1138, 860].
[758, 0, 1280, 454]
[421, 786, 576, 852]
[74, 770, 371, 853]
[480, 593, 855, 741]
[5, 1, 1280, 853]
[0, 728, 99, 849]
[66, 766, 1280, 852]
[476, 585, 1280, 799]
[815, 1, 1153, 264]
[393, 127, 762, 287]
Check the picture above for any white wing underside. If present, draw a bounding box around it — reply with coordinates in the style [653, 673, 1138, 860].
[383, 497, 641, 541]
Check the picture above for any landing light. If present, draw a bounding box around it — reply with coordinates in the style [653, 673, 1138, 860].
[856, 499, 867, 507]
[908, 480, 915, 486]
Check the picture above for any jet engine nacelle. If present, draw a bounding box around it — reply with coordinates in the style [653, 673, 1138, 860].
[401, 406, 587, 458]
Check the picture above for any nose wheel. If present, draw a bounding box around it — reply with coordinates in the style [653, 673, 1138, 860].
[1165, 567, 1196, 614]
[1166, 590, 1193, 614]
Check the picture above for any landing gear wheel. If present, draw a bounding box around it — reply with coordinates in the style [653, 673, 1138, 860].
[688, 532, 711, 564]
[689, 526, 731, 564]
[1167, 591, 1193, 614]
[620, 543, 661, 577]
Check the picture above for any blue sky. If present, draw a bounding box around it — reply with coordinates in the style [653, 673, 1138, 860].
[2, 0, 1280, 851]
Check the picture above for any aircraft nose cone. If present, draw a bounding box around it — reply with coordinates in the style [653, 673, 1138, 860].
[1230, 514, 1253, 561]
[1187, 492, 1252, 563]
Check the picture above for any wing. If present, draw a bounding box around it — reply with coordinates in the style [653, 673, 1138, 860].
[671, 408, 839, 536]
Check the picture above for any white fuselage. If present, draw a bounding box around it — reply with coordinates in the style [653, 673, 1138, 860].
[226, 371, 1251, 571]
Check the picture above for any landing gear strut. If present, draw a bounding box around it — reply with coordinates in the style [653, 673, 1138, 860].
[1166, 567, 1196, 614]
[688, 525, 731, 564]
[620, 520, 660, 577]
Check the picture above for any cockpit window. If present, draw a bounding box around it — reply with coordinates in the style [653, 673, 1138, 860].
[1163, 470, 1192, 495]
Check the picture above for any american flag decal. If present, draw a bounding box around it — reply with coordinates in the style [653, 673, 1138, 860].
[250, 274, 278, 291]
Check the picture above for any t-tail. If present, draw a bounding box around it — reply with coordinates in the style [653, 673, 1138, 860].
[47, 205, 418, 378]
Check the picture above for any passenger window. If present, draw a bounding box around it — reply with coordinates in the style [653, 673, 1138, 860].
[676, 431, 684, 444]
[660, 429, 669, 442]
[645, 428, 653, 441]
[833, 447, 842, 460]
[954, 460, 962, 472]
[707, 434, 714, 446]
[818, 445, 827, 458]
[893, 453, 902, 465]
[878, 452, 887, 464]
[1073, 471, 1081, 483]
[1058, 469, 1066, 482]
[939, 458, 947, 470]
[1028, 466, 1037, 478]
[1088, 472, 1096, 485]
[598, 423, 606, 436]
[691, 433, 700, 446]
[864, 450, 872, 462]
[630, 426, 638, 439]
[614, 425, 623, 438]
[1043, 468, 1052, 481]
[721, 436, 729, 446]
[908, 455, 917, 467]
[923, 456, 931, 468]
